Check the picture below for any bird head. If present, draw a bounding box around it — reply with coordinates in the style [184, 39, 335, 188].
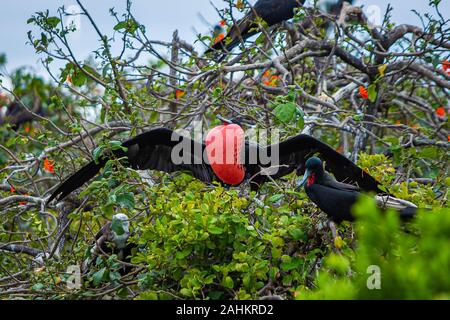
[296, 156, 324, 189]
[216, 115, 255, 128]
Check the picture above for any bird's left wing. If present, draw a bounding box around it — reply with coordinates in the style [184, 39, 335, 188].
[262, 134, 383, 193]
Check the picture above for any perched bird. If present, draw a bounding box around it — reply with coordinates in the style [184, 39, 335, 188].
[47, 118, 381, 204]
[297, 157, 418, 223]
[205, 0, 305, 54]
[0, 100, 44, 131]
[82, 213, 135, 275]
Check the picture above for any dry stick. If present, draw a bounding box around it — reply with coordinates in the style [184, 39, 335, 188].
[169, 30, 180, 126]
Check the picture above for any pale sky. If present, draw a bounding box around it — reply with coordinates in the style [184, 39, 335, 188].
[0, 0, 448, 78]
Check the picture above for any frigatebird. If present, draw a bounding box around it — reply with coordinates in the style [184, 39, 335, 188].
[0, 101, 44, 131]
[47, 119, 382, 204]
[297, 157, 418, 223]
[205, 0, 305, 54]
[82, 213, 135, 275]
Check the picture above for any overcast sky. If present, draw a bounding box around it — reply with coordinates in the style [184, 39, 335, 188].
[0, 0, 448, 79]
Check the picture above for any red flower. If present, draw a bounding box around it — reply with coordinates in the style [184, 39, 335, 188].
[10, 186, 15, 193]
[435, 107, 446, 118]
[359, 86, 368, 100]
[43, 158, 55, 174]
[448, 135, 450, 142]
[219, 20, 226, 27]
[19, 194, 29, 206]
[442, 60, 450, 73]
[175, 89, 186, 100]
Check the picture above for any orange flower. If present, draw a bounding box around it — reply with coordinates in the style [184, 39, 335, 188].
[395, 120, 402, 125]
[19, 194, 29, 206]
[214, 33, 225, 44]
[359, 86, 368, 100]
[435, 107, 446, 118]
[262, 71, 280, 87]
[66, 75, 72, 84]
[43, 158, 55, 174]
[10, 186, 15, 193]
[270, 75, 280, 82]
[448, 135, 450, 142]
[442, 60, 450, 73]
[263, 70, 271, 78]
[175, 89, 185, 100]
[24, 123, 31, 134]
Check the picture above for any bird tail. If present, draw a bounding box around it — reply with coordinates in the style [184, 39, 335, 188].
[375, 195, 419, 220]
[398, 206, 418, 220]
[46, 159, 105, 204]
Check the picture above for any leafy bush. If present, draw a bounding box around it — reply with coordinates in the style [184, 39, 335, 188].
[296, 198, 450, 299]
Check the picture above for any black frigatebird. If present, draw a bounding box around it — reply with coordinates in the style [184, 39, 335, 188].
[205, 0, 305, 54]
[0, 101, 44, 131]
[47, 119, 382, 204]
[297, 157, 418, 223]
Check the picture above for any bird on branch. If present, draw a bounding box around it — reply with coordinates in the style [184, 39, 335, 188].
[205, 0, 305, 55]
[297, 156, 420, 223]
[47, 116, 382, 204]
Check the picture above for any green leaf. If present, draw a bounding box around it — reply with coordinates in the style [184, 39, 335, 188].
[92, 268, 107, 286]
[111, 218, 126, 236]
[268, 194, 283, 203]
[109, 271, 121, 282]
[180, 288, 192, 297]
[274, 102, 297, 123]
[368, 84, 377, 103]
[32, 283, 44, 291]
[208, 226, 223, 235]
[116, 192, 135, 209]
[92, 146, 104, 164]
[46, 16, 61, 28]
[175, 247, 192, 260]
[222, 276, 234, 289]
[113, 21, 128, 31]
[280, 256, 303, 271]
[72, 69, 87, 87]
[289, 228, 304, 240]
[296, 108, 305, 130]
[114, 19, 139, 33]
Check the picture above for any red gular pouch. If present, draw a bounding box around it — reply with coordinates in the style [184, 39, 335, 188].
[205, 123, 245, 185]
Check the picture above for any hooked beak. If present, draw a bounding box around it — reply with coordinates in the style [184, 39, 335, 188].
[216, 115, 234, 125]
[296, 169, 310, 191]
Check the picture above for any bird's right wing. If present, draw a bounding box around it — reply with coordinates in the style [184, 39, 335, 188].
[47, 128, 215, 204]
[262, 134, 383, 193]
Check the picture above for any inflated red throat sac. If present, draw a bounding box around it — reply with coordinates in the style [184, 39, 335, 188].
[205, 123, 245, 185]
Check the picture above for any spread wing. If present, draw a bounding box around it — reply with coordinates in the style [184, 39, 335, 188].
[252, 134, 383, 193]
[47, 128, 215, 203]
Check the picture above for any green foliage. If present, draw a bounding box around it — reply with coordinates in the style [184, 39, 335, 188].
[296, 197, 450, 299]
